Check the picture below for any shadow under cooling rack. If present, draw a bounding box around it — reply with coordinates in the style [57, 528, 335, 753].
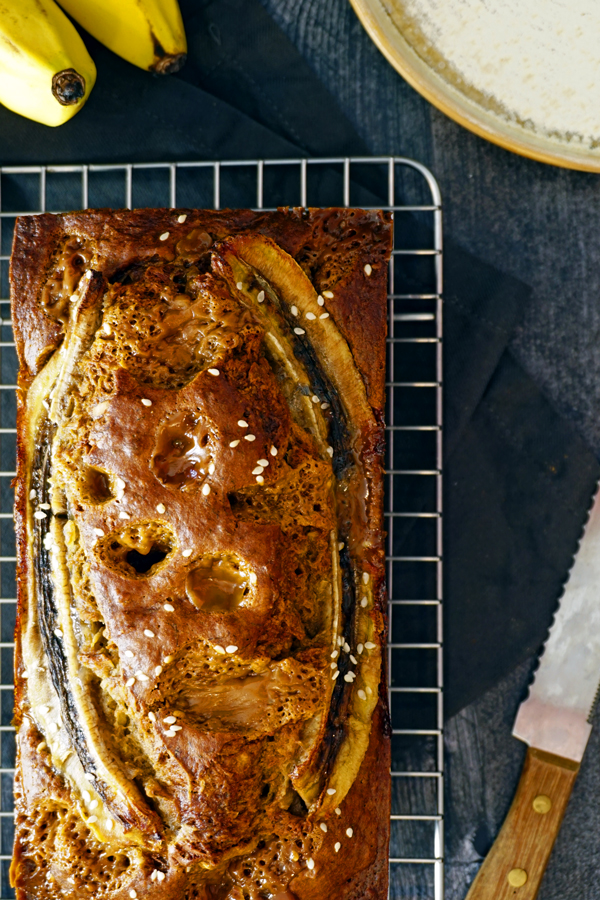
[0, 156, 443, 900]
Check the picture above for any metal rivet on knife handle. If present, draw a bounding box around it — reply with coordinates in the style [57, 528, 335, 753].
[532, 795, 552, 815]
[507, 869, 528, 888]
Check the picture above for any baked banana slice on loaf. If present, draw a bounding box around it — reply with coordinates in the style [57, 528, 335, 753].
[10, 207, 392, 899]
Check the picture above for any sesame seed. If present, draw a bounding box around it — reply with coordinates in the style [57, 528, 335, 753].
[362, 572, 370, 585]
[159, 232, 169, 241]
[40, 502, 51, 510]
[82, 790, 91, 802]
[350, 654, 358, 665]
[208, 368, 220, 376]
[344, 672, 356, 683]
[252, 466, 264, 475]
[364, 264, 373, 276]
[116, 478, 126, 490]
[323, 290, 334, 298]
[214, 645, 226, 654]
[130, 891, 137, 899]
[337, 636, 343, 647]
[306, 312, 316, 320]
[338, 542, 345, 550]
[357, 643, 364, 654]
[164, 655, 173, 664]
[156, 503, 166, 514]
[151, 872, 157, 882]
[320, 312, 330, 319]
[346, 827, 354, 838]
[136, 671, 149, 682]
[326, 446, 334, 457]
[367, 686, 373, 695]
[163, 716, 177, 724]
[270, 446, 278, 456]
[54, 628, 63, 639]
[164, 603, 174, 612]
[165, 729, 176, 737]
[244, 434, 256, 442]
[291, 305, 298, 316]
[364, 641, 376, 650]
[141, 398, 152, 407]
[238, 420, 248, 428]
[88, 815, 98, 824]
[230, 439, 240, 447]
[330, 662, 337, 669]
[320, 822, 328, 832]
[93, 528, 104, 537]
[290, 850, 299, 862]
[331, 650, 338, 659]
[257, 458, 269, 467]
[307, 858, 315, 870]
[144, 629, 155, 638]
[327, 788, 336, 795]
[125, 650, 134, 658]
[156, 873, 165, 883]
[343, 641, 350, 653]
[202, 483, 211, 496]
[208, 462, 215, 474]
[103, 322, 111, 335]
[226, 645, 238, 654]
[294, 327, 306, 335]
[106, 819, 114, 831]
[236, 281, 243, 290]
[249, 572, 257, 585]
[29, 489, 36, 500]
[126, 677, 135, 687]
[335, 807, 341, 815]
[332, 669, 340, 679]
[182, 549, 192, 558]
[149, 712, 156, 722]
[48, 722, 58, 734]
[361, 597, 368, 608]
[317, 295, 325, 306]
[335, 842, 341, 852]
[170, 724, 182, 732]
[118, 511, 130, 520]
[85, 773, 95, 781]
[178, 214, 187, 223]
[321, 402, 330, 409]
[311, 395, 320, 404]
[34, 510, 46, 520]
[358, 689, 367, 700]
[256, 475, 264, 484]
[257, 290, 265, 303]
[89, 799, 98, 810]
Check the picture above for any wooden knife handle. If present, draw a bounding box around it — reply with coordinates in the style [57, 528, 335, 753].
[465, 747, 579, 899]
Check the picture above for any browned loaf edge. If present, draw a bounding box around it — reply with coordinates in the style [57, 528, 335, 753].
[10, 207, 392, 899]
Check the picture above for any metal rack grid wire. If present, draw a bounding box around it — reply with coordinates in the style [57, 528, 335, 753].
[0, 155, 443, 900]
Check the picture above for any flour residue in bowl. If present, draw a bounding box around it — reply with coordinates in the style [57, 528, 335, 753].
[402, 0, 600, 146]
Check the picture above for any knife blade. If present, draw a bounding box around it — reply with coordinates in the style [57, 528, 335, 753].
[465, 484, 600, 900]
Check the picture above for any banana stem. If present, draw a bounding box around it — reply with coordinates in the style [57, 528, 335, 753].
[52, 69, 86, 105]
[152, 52, 187, 74]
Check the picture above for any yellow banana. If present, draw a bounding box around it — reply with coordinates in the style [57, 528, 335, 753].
[57, 0, 187, 74]
[0, 0, 95, 127]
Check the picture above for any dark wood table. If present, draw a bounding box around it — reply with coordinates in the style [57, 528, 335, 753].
[260, 1, 600, 897]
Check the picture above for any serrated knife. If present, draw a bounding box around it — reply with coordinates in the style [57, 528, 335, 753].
[465, 485, 600, 899]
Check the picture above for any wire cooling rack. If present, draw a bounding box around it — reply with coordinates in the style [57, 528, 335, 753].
[0, 156, 443, 900]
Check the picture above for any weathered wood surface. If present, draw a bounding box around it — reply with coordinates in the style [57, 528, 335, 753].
[260, 2, 600, 898]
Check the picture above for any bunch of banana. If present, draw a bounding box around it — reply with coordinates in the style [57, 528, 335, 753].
[58, 0, 187, 74]
[0, 0, 186, 127]
[0, 0, 96, 127]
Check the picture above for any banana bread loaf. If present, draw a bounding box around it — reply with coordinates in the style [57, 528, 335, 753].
[10, 207, 392, 899]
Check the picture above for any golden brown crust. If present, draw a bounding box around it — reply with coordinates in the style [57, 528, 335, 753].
[11, 207, 391, 900]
